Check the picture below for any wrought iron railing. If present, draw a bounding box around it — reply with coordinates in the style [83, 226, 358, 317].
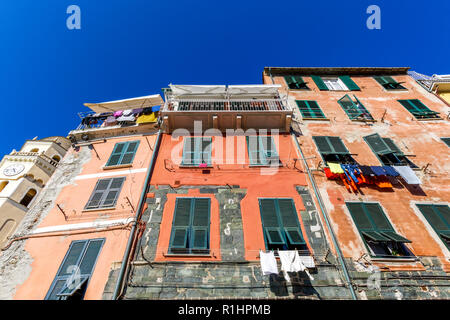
[164, 98, 290, 112]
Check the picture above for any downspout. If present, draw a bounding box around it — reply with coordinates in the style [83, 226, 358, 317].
[111, 129, 162, 300]
[267, 67, 357, 300]
[291, 134, 357, 300]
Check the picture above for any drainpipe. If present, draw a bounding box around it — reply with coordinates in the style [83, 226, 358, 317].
[111, 129, 162, 300]
[291, 134, 357, 300]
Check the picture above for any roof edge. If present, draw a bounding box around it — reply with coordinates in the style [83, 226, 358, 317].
[264, 67, 410, 76]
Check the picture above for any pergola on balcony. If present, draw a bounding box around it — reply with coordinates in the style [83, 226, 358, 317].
[161, 84, 293, 133]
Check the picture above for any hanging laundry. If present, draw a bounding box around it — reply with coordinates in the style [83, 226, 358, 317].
[132, 108, 144, 115]
[327, 162, 344, 174]
[113, 110, 123, 117]
[278, 250, 314, 282]
[151, 105, 161, 112]
[142, 106, 153, 114]
[260, 251, 278, 276]
[373, 176, 393, 189]
[341, 164, 360, 184]
[358, 165, 375, 177]
[370, 166, 387, 176]
[324, 167, 339, 179]
[117, 109, 136, 122]
[393, 166, 421, 185]
[136, 113, 157, 124]
[104, 116, 117, 126]
[382, 166, 400, 177]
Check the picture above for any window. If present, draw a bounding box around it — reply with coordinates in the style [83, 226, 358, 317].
[373, 76, 406, 90]
[169, 198, 210, 254]
[312, 136, 356, 164]
[364, 134, 417, 167]
[0, 181, 8, 192]
[105, 141, 140, 167]
[52, 155, 61, 162]
[296, 100, 326, 119]
[311, 75, 360, 91]
[259, 198, 306, 251]
[181, 137, 212, 167]
[246, 136, 280, 166]
[416, 204, 450, 250]
[20, 189, 37, 207]
[284, 76, 309, 90]
[30, 148, 39, 153]
[45, 238, 104, 300]
[346, 202, 412, 258]
[398, 99, 440, 120]
[84, 177, 125, 210]
[440, 138, 450, 147]
[338, 95, 374, 121]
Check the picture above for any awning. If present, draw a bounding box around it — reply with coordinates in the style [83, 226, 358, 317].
[84, 94, 164, 113]
[169, 85, 226, 96]
[228, 84, 281, 95]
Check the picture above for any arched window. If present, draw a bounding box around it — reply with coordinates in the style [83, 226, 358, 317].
[0, 181, 8, 192]
[30, 148, 39, 153]
[36, 179, 44, 185]
[20, 189, 37, 207]
[0, 219, 16, 244]
[52, 155, 61, 162]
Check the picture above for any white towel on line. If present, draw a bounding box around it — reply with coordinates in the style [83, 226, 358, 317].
[278, 250, 314, 282]
[259, 250, 278, 275]
[393, 166, 421, 185]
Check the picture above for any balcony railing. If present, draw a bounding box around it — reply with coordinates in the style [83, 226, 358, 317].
[9, 152, 59, 167]
[164, 98, 290, 112]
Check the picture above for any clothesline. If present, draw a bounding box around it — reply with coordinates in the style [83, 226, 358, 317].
[324, 162, 421, 193]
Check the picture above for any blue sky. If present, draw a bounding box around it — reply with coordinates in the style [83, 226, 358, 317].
[0, 0, 449, 155]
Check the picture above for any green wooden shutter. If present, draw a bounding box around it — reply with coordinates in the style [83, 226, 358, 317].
[296, 100, 326, 119]
[339, 76, 360, 91]
[170, 198, 192, 251]
[247, 136, 262, 165]
[328, 136, 349, 154]
[191, 199, 210, 250]
[311, 75, 329, 91]
[79, 239, 104, 275]
[260, 136, 278, 160]
[278, 199, 305, 245]
[364, 133, 394, 155]
[338, 95, 360, 119]
[120, 141, 140, 165]
[398, 99, 438, 118]
[106, 143, 126, 166]
[46, 239, 105, 300]
[441, 138, 450, 147]
[85, 179, 111, 209]
[382, 138, 404, 156]
[200, 138, 212, 165]
[259, 199, 286, 247]
[284, 76, 308, 90]
[374, 76, 406, 90]
[417, 204, 450, 248]
[57, 241, 87, 276]
[101, 177, 125, 208]
[347, 202, 410, 244]
[181, 137, 196, 166]
[312, 136, 333, 154]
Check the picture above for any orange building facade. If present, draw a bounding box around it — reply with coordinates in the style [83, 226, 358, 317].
[0, 95, 163, 300]
[263, 67, 450, 299]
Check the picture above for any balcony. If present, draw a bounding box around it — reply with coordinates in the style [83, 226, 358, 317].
[68, 94, 163, 143]
[161, 85, 293, 133]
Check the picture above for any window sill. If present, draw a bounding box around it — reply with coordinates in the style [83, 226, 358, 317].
[102, 164, 133, 170]
[179, 165, 213, 169]
[302, 118, 330, 121]
[350, 119, 377, 123]
[369, 256, 418, 263]
[249, 163, 283, 167]
[82, 206, 116, 213]
[163, 253, 213, 258]
[415, 117, 443, 121]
